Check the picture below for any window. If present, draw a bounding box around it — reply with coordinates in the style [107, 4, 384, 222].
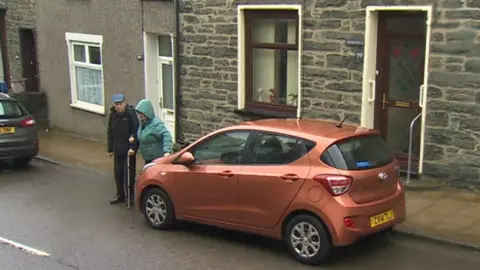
[320, 135, 394, 171]
[241, 7, 301, 115]
[65, 33, 104, 114]
[158, 35, 174, 111]
[0, 100, 26, 119]
[158, 35, 172, 57]
[157, 34, 175, 140]
[251, 133, 315, 165]
[191, 131, 251, 165]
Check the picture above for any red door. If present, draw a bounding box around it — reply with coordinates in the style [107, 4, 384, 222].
[236, 132, 312, 229]
[374, 11, 427, 173]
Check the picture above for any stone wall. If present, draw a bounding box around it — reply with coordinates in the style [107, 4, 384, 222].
[179, 0, 480, 184]
[5, 0, 36, 83]
[423, 0, 480, 186]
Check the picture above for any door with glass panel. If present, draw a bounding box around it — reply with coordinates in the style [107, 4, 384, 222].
[375, 11, 427, 171]
[157, 35, 175, 141]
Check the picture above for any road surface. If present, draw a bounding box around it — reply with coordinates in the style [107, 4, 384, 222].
[0, 160, 479, 270]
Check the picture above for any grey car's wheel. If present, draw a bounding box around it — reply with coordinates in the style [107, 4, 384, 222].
[141, 188, 174, 230]
[284, 214, 332, 265]
[13, 157, 32, 169]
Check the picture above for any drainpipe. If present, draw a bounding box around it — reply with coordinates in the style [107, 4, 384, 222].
[173, 0, 181, 144]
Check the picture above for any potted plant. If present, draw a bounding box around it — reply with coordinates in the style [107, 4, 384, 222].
[289, 92, 298, 106]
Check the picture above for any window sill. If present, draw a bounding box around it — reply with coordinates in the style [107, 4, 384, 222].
[234, 108, 296, 118]
[70, 103, 105, 116]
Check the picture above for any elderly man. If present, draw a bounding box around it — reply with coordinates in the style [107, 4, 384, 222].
[107, 93, 139, 205]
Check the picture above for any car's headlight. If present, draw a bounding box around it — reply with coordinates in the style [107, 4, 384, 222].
[140, 162, 156, 174]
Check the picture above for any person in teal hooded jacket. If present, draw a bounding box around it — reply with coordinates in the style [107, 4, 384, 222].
[133, 99, 173, 164]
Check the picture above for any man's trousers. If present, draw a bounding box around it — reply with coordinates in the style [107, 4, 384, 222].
[113, 154, 136, 200]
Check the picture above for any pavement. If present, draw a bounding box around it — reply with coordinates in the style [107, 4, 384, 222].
[1, 160, 479, 269]
[35, 128, 480, 251]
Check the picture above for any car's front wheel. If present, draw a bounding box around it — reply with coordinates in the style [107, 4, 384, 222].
[284, 214, 333, 265]
[141, 188, 175, 230]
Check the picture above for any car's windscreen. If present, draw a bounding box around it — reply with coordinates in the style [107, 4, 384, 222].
[320, 134, 394, 170]
[0, 100, 26, 119]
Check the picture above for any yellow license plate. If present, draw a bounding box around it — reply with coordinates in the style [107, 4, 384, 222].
[0, 127, 15, 134]
[370, 210, 395, 228]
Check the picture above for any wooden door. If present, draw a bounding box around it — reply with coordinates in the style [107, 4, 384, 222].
[374, 12, 427, 170]
[19, 28, 39, 92]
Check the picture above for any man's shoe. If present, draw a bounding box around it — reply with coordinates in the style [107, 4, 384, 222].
[110, 197, 125, 205]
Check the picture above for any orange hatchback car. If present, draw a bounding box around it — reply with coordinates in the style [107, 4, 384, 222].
[135, 118, 406, 265]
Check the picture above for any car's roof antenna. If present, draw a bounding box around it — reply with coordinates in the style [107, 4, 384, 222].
[336, 115, 348, 128]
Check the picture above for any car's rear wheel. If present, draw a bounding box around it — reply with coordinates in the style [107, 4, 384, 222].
[284, 214, 333, 265]
[141, 188, 175, 230]
[13, 157, 32, 169]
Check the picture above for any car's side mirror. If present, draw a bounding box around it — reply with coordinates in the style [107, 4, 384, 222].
[176, 152, 195, 165]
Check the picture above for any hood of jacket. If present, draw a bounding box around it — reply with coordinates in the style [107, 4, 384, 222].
[135, 99, 155, 120]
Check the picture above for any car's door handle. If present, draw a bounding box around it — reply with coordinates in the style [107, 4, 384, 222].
[281, 174, 300, 181]
[219, 170, 235, 178]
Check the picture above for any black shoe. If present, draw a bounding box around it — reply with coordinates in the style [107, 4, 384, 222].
[110, 197, 125, 205]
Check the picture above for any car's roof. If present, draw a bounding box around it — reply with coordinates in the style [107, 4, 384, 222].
[0, 93, 15, 101]
[226, 118, 379, 145]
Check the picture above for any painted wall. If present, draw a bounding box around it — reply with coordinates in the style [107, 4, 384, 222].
[36, 0, 174, 139]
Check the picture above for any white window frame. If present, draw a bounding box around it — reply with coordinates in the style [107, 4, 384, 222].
[158, 34, 176, 142]
[237, 5, 303, 118]
[158, 34, 174, 63]
[158, 34, 175, 111]
[65, 32, 105, 115]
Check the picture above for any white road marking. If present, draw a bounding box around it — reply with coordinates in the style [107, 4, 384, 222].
[0, 236, 50, 257]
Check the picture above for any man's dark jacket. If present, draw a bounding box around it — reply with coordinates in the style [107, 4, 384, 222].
[107, 105, 140, 155]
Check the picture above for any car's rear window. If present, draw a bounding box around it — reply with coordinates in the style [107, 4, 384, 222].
[0, 100, 26, 119]
[320, 134, 394, 170]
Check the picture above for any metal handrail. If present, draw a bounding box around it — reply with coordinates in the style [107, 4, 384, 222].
[406, 112, 422, 184]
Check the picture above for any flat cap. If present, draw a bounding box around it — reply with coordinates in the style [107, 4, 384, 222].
[112, 93, 125, 103]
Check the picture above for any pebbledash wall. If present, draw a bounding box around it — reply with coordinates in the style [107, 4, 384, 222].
[178, 0, 480, 185]
[5, 0, 36, 83]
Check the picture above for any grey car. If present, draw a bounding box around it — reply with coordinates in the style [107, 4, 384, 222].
[0, 93, 38, 168]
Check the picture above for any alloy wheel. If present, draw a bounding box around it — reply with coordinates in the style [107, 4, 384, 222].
[290, 222, 321, 258]
[145, 194, 167, 226]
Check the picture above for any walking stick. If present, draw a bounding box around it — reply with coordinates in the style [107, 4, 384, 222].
[126, 153, 131, 209]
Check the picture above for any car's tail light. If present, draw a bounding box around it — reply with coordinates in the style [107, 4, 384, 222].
[313, 174, 353, 196]
[21, 117, 36, 127]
